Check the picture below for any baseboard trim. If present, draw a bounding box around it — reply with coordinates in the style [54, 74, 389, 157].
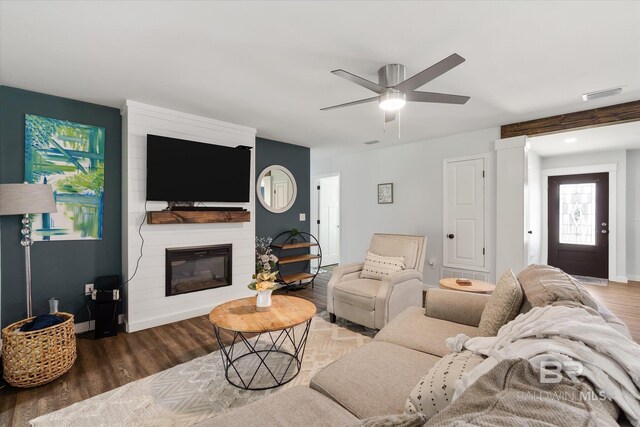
[614, 276, 629, 284]
[626, 275, 640, 282]
[124, 289, 255, 333]
[75, 314, 125, 334]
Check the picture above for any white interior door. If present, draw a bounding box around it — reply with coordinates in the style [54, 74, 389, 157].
[444, 157, 485, 269]
[318, 175, 340, 266]
[274, 181, 288, 209]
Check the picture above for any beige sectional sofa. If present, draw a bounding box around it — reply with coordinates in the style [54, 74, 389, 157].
[196, 265, 632, 426]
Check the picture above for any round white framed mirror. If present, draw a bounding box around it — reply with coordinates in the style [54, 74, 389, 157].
[257, 165, 297, 213]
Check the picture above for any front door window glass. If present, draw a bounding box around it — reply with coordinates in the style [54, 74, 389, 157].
[559, 183, 596, 245]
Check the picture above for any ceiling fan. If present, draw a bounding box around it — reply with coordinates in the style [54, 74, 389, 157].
[321, 53, 470, 123]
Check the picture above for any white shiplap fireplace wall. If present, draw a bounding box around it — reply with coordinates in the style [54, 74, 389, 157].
[121, 101, 256, 332]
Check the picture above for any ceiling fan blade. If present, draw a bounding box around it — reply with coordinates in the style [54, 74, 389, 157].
[385, 110, 396, 123]
[394, 54, 466, 92]
[321, 96, 379, 111]
[406, 91, 470, 105]
[331, 69, 386, 94]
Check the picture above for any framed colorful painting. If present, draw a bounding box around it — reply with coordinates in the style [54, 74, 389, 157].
[24, 114, 105, 241]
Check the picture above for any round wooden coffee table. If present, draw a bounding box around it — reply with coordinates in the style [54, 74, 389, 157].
[439, 278, 496, 293]
[209, 295, 316, 390]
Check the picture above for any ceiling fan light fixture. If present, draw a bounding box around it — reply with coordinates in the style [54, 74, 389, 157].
[379, 92, 406, 111]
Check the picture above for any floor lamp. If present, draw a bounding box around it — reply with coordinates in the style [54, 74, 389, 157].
[0, 183, 56, 319]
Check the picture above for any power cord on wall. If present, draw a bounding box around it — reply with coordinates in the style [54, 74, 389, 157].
[62, 201, 147, 323]
[119, 200, 148, 290]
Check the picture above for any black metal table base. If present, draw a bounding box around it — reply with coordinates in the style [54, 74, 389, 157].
[212, 319, 312, 390]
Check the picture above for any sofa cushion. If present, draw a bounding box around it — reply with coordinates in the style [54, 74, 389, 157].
[478, 269, 523, 336]
[192, 386, 358, 427]
[517, 264, 599, 313]
[425, 289, 490, 327]
[310, 341, 440, 418]
[334, 278, 381, 310]
[361, 251, 406, 280]
[405, 350, 484, 420]
[375, 306, 480, 357]
[369, 235, 419, 271]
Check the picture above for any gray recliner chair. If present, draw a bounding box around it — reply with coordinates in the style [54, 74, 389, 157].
[327, 233, 427, 329]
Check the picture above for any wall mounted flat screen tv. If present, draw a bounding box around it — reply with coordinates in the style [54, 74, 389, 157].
[146, 135, 251, 202]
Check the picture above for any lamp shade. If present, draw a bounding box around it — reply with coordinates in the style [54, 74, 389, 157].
[0, 184, 57, 216]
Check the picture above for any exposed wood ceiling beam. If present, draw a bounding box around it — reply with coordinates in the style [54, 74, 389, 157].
[501, 100, 640, 139]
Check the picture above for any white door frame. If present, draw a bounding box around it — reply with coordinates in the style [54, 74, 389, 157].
[312, 172, 341, 266]
[442, 152, 490, 272]
[541, 163, 619, 281]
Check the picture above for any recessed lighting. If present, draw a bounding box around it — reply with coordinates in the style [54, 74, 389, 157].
[564, 137, 578, 144]
[582, 87, 623, 102]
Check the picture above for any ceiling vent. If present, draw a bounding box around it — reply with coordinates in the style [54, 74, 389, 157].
[582, 87, 623, 102]
[362, 140, 380, 145]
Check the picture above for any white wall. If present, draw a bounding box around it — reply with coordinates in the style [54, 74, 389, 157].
[311, 127, 500, 285]
[628, 149, 640, 281]
[527, 149, 542, 264]
[495, 137, 528, 277]
[121, 101, 257, 332]
[540, 149, 627, 281]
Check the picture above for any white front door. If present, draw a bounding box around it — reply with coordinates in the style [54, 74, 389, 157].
[318, 175, 340, 266]
[444, 157, 485, 269]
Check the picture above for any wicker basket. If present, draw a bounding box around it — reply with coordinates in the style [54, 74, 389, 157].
[1, 312, 77, 388]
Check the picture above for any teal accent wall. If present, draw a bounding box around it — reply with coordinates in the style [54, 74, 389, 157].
[255, 137, 310, 240]
[0, 86, 122, 327]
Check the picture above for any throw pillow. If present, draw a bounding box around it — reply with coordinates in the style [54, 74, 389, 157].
[346, 413, 427, 427]
[404, 350, 484, 420]
[517, 264, 599, 313]
[477, 269, 523, 336]
[369, 236, 420, 270]
[360, 251, 405, 280]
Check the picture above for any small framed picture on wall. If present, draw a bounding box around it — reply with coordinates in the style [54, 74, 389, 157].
[378, 183, 393, 204]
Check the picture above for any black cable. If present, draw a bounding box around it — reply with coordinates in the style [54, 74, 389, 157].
[112, 298, 119, 325]
[59, 201, 143, 328]
[62, 293, 90, 312]
[73, 296, 91, 319]
[119, 200, 147, 290]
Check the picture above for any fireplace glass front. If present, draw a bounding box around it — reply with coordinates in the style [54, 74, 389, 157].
[166, 244, 232, 296]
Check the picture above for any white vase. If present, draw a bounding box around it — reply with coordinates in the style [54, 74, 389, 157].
[256, 290, 273, 311]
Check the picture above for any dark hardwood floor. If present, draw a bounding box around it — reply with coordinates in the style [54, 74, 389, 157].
[0, 267, 637, 426]
[0, 270, 331, 427]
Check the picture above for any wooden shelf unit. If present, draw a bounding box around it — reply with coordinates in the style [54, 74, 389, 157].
[147, 210, 250, 224]
[279, 272, 315, 283]
[271, 231, 322, 290]
[278, 254, 321, 265]
[271, 242, 318, 250]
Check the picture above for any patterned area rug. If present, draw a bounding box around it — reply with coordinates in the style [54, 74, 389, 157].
[31, 314, 373, 427]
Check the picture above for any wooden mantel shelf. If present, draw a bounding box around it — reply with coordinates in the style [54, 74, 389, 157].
[147, 210, 251, 224]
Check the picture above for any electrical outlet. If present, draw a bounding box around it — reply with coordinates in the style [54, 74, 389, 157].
[299, 213, 306, 221]
[85, 283, 94, 295]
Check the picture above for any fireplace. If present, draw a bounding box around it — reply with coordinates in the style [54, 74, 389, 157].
[166, 244, 232, 297]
